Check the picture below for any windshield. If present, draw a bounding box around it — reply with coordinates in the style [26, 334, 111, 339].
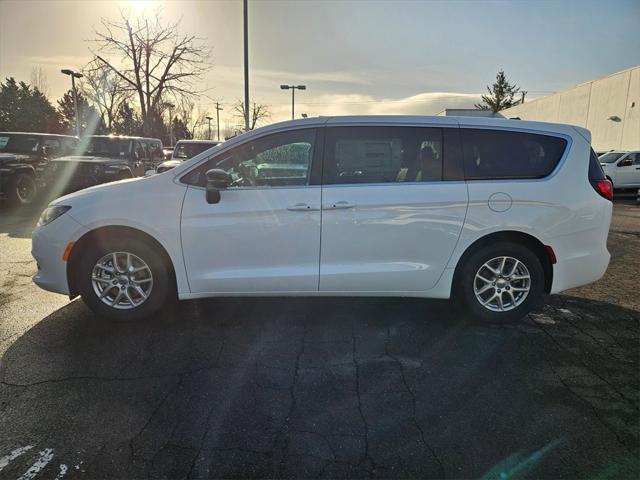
[599, 152, 625, 163]
[83, 137, 131, 157]
[173, 142, 218, 159]
[0, 134, 40, 153]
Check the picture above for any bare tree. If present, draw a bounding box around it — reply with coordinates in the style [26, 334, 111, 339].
[233, 100, 271, 131]
[175, 96, 209, 138]
[30, 67, 49, 96]
[91, 10, 211, 135]
[81, 59, 131, 131]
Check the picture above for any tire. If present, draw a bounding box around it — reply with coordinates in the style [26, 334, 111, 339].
[456, 242, 544, 323]
[76, 235, 173, 322]
[7, 172, 38, 206]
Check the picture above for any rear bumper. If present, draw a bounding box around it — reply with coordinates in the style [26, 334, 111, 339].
[32, 213, 88, 295]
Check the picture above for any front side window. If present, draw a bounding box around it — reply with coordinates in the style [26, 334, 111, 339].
[461, 129, 567, 180]
[323, 126, 443, 185]
[182, 129, 316, 188]
[598, 152, 624, 164]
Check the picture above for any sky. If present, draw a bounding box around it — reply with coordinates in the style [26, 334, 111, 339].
[1, 0, 639, 130]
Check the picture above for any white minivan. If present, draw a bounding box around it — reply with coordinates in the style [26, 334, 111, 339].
[32, 116, 613, 323]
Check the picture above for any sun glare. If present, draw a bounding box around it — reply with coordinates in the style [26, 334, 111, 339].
[128, 0, 155, 11]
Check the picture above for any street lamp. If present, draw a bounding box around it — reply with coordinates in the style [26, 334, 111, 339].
[280, 84, 306, 120]
[206, 116, 213, 140]
[163, 102, 175, 146]
[214, 102, 223, 141]
[61, 69, 84, 137]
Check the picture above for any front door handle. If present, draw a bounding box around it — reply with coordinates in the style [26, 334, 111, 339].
[325, 201, 356, 210]
[287, 203, 319, 211]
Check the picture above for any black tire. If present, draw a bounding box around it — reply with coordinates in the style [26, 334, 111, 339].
[7, 172, 38, 206]
[76, 235, 173, 322]
[456, 242, 544, 323]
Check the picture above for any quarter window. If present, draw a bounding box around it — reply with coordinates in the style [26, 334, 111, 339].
[182, 129, 316, 188]
[323, 126, 443, 185]
[461, 129, 567, 180]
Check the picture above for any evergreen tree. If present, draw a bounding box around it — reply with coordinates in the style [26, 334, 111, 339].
[475, 70, 525, 112]
[0, 77, 63, 132]
[113, 101, 143, 136]
[57, 89, 105, 136]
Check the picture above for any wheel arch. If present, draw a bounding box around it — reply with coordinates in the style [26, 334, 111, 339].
[452, 230, 554, 295]
[67, 225, 177, 298]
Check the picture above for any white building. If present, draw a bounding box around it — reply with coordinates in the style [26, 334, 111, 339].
[502, 66, 639, 152]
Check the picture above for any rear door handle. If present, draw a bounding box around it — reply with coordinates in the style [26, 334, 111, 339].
[287, 203, 319, 211]
[325, 201, 356, 210]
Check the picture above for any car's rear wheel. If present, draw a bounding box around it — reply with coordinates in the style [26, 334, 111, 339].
[8, 172, 38, 206]
[76, 236, 171, 321]
[457, 242, 544, 323]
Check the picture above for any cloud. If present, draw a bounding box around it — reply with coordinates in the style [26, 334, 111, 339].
[267, 91, 483, 121]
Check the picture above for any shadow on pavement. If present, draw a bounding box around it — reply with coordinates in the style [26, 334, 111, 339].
[0, 295, 637, 478]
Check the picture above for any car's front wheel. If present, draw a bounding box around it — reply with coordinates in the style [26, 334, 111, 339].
[457, 242, 544, 323]
[8, 172, 38, 206]
[76, 237, 171, 321]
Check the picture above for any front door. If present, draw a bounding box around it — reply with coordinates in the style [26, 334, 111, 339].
[616, 152, 640, 187]
[319, 125, 468, 293]
[180, 128, 321, 294]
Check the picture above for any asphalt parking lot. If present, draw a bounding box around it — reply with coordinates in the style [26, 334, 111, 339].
[0, 197, 638, 479]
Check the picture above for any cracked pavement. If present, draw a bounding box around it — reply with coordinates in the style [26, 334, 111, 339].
[0, 199, 638, 479]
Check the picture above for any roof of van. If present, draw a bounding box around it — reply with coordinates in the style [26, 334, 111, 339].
[175, 140, 221, 144]
[251, 115, 591, 142]
[0, 132, 78, 139]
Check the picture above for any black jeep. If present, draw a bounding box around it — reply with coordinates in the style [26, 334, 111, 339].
[0, 132, 78, 206]
[43, 135, 164, 195]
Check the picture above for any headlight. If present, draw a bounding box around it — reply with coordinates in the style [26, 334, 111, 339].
[37, 205, 71, 227]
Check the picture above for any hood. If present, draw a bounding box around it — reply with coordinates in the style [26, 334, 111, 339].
[50, 176, 143, 205]
[52, 155, 122, 163]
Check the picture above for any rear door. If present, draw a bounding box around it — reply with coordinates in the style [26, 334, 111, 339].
[319, 124, 468, 293]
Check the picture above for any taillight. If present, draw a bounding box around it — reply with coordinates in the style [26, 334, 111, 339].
[591, 179, 613, 201]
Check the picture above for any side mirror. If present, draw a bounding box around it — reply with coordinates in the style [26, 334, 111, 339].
[206, 168, 231, 204]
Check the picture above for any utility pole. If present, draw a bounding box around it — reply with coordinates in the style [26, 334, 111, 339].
[215, 102, 223, 141]
[280, 84, 306, 120]
[163, 102, 175, 146]
[521, 91, 526, 104]
[243, 0, 250, 132]
[206, 116, 213, 140]
[61, 69, 84, 137]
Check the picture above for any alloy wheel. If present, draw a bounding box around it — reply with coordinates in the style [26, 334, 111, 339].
[473, 256, 531, 312]
[91, 252, 153, 310]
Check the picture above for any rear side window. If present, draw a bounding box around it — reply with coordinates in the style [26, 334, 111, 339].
[461, 129, 567, 180]
[588, 148, 606, 181]
[323, 126, 443, 185]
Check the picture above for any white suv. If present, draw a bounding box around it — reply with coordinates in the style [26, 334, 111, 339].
[32, 116, 613, 323]
[599, 151, 640, 189]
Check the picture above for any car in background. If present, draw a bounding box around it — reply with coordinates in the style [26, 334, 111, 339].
[32, 116, 612, 324]
[42, 135, 164, 195]
[162, 146, 174, 161]
[0, 132, 78, 206]
[599, 151, 640, 189]
[154, 139, 221, 174]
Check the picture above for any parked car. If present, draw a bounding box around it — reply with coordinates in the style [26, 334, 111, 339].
[162, 146, 174, 161]
[0, 132, 78, 206]
[154, 140, 222, 174]
[32, 116, 612, 323]
[42, 135, 164, 195]
[599, 151, 640, 189]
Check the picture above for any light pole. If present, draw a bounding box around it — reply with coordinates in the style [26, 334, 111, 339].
[215, 102, 223, 141]
[163, 102, 175, 146]
[206, 116, 213, 140]
[61, 69, 83, 137]
[280, 84, 306, 120]
[243, 0, 250, 132]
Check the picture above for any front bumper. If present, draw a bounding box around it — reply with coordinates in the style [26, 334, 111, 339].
[32, 212, 88, 295]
